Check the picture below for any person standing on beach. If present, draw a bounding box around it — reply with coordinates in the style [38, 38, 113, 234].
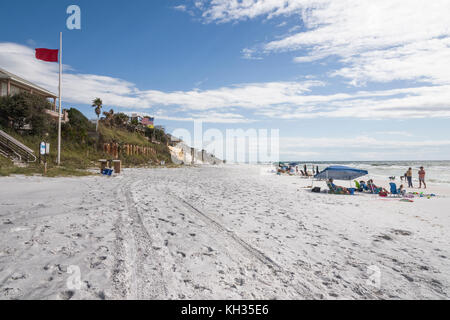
[418, 166, 427, 189]
[406, 167, 413, 188]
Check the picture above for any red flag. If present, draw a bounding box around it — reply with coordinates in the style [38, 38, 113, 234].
[35, 48, 59, 62]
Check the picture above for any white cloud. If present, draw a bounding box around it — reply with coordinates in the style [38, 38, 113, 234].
[256, 84, 450, 119]
[374, 131, 414, 137]
[127, 110, 251, 124]
[0, 42, 147, 108]
[281, 136, 450, 149]
[278, 135, 450, 160]
[2, 42, 450, 121]
[197, 0, 450, 86]
[173, 5, 187, 12]
[135, 80, 325, 111]
[200, 0, 310, 23]
[241, 48, 262, 60]
[332, 37, 450, 86]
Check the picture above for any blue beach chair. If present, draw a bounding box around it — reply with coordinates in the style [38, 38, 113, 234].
[390, 183, 399, 195]
[389, 183, 403, 197]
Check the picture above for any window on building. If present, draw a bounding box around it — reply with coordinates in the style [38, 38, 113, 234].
[10, 85, 23, 96]
[0, 82, 7, 96]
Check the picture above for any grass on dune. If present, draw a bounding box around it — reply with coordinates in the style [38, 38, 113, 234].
[1, 97, 173, 177]
[0, 156, 14, 168]
[1, 126, 173, 177]
[99, 126, 151, 146]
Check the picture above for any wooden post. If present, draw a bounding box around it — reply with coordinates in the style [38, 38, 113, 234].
[99, 159, 107, 173]
[113, 160, 121, 174]
[43, 152, 48, 176]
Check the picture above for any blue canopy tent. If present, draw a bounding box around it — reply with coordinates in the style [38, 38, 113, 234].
[312, 166, 369, 192]
[314, 166, 369, 181]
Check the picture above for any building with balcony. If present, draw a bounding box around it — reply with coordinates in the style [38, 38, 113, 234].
[0, 67, 68, 123]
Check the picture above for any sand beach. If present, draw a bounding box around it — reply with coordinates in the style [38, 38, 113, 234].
[0, 165, 449, 300]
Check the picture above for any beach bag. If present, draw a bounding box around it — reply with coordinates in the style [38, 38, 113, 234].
[379, 191, 388, 197]
[311, 187, 321, 193]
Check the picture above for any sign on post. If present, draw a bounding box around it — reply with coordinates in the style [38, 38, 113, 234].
[40, 142, 50, 175]
[40, 142, 46, 155]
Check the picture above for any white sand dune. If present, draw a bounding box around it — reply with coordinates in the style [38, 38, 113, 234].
[0, 165, 449, 300]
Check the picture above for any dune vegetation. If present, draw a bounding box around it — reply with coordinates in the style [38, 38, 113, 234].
[0, 93, 173, 176]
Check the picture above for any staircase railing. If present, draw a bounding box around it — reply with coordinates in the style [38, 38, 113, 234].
[0, 129, 36, 163]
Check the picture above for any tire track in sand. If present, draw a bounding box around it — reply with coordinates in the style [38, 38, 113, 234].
[120, 179, 168, 299]
[163, 188, 314, 299]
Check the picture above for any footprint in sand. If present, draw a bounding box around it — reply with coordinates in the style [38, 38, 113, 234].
[376, 234, 393, 241]
[11, 273, 27, 281]
[59, 290, 75, 300]
[391, 229, 413, 236]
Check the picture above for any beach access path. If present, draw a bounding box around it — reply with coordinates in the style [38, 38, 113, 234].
[0, 165, 449, 299]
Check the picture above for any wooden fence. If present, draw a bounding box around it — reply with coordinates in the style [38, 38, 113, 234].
[103, 143, 156, 159]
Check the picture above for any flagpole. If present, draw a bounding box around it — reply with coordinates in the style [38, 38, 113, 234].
[57, 32, 62, 166]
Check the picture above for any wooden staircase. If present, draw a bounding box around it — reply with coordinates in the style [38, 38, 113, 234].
[0, 129, 36, 163]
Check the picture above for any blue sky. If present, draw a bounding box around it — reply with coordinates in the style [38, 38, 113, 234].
[1, 0, 450, 161]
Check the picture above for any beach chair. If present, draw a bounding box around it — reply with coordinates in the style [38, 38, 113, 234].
[389, 183, 403, 197]
[390, 183, 399, 195]
[327, 181, 347, 194]
[354, 180, 363, 192]
[327, 181, 353, 195]
[326, 181, 338, 194]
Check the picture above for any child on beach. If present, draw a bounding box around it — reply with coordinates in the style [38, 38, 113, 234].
[399, 184, 406, 196]
[418, 167, 427, 189]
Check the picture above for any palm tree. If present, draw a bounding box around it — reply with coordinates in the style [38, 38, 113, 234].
[92, 98, 103, 131]
[103, 109, 114, 127]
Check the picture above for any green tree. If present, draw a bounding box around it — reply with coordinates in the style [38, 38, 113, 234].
[62, 108, 96, 145]
[113, 113, 129, 128]
[102, 109, 115, 127]
[0, 92, 52, 137]
[92, 98, 103, 131]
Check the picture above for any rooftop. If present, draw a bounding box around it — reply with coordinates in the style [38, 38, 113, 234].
[0, 67, 57, 98]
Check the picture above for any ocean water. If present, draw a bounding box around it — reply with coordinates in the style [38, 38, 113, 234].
[282, 161, 450, 185]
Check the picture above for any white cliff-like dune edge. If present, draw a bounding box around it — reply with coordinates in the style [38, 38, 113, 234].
[0, 165, 449, 300]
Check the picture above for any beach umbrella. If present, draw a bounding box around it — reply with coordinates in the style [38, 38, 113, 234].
[314, 166, 368, 181]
